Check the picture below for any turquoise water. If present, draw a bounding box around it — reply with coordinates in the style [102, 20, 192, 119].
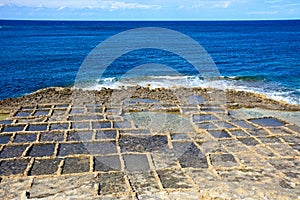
[0, 20, 299, 104]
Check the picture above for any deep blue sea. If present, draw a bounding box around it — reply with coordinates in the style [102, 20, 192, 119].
[0, 20, 299, 104]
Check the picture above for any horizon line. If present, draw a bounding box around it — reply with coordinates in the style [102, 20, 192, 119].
[1, 18, 299, 22]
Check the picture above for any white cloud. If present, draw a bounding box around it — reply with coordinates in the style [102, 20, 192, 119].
[212, 1, 231, 8]
[282, 3, 300, 7]
[57, 6, 66, 11]
[0, 0, 161, 10]
[108, 1, 161, 10]
[248, 11, 278, 15]
[191, 1, 232, 9]
[265, 0, 300, 7]
[264, 0, 284, 3]
[224, 1, 231, 8]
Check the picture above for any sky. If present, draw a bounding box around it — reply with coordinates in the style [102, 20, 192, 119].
[0, 0, 299, 20]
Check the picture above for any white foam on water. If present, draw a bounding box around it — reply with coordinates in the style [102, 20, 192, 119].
[75, 75, 299, 105]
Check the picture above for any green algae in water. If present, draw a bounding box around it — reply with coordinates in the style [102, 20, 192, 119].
[0, 113, 9, 120]
[125, 112, 194, 133]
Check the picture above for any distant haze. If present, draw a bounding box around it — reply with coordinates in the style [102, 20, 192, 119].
[0, 0, 299, 20]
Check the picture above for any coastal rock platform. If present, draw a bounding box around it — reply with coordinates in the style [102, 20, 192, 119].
[0, 87, 299, 199]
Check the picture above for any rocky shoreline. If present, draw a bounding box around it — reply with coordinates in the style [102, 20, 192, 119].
[0, 86, 299, 199]
[0, 86, 299, 114]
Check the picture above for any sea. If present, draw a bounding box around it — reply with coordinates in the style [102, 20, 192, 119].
[0, 20, 299, 104]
